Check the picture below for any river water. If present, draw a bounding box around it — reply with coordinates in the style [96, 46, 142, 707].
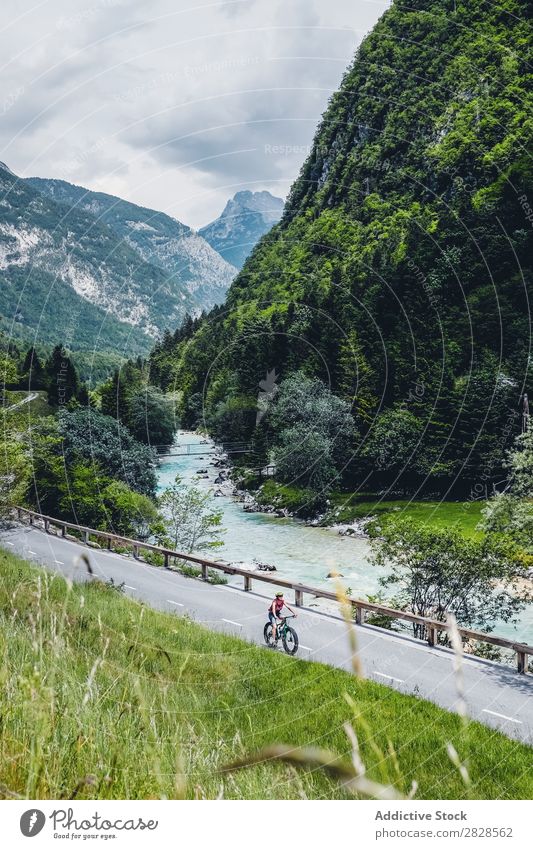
[157, 431, 533, 644]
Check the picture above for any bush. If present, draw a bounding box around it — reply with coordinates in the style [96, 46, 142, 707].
[370, 518, 533, 638]
[58, 407, 157, 496]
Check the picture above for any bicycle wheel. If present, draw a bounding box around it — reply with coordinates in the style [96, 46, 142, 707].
[264, 622, 275, 646]
[282, 627, 299, 655]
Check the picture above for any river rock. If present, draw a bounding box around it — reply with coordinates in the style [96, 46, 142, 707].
[242, 493, 260, 512]
[333, 519, 371, 538]
[326, 570, 344, 578]
[230, 559, 278, 573]
[253, 559, 277, 572]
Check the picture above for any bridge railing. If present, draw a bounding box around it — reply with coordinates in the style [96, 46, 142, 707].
[155, 440, 253, 457]
[14, 506, 533, 674]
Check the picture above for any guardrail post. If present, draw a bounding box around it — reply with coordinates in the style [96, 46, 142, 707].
[517, 649, 528, 674]
[244, 574, 252, 592]
[295, 588, 304, 607]
[82, 530, 89, 544]
[17, 507, 22, 520]
[355, 606, 364, 625]
[61, 524, 66, 538]
[107, 537, 112, 550]
[164, 552, 169, 568]
[427, 625, 436, 647]
[133, 545, 139, 560]
[29, 513, 33, 526]
[44, 518, 49, 533]
[201, 563, 208, 581]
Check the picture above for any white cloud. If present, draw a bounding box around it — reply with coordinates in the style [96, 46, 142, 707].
[0, 0, 388, 227]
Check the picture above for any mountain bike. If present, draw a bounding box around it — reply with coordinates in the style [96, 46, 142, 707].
[263, 614, 299, 655]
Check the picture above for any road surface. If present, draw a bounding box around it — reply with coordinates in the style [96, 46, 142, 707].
[4, 392, 39, 412]
[1, 522, 532, 744]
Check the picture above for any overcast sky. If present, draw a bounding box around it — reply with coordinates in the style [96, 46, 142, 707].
[1, 0, 388, 228]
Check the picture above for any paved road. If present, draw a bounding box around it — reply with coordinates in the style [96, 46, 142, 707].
[4, 392, 39, 412]
[1, 522, 532, 744]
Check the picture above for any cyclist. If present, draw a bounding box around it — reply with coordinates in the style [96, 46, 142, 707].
[268, 591, 296, 645]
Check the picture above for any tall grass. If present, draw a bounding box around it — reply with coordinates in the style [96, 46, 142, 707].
[0, 549, 531, 800]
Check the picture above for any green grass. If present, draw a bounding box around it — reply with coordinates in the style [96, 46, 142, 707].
[328, 494, 486, 539]
[256, 481, 485, 537]
[0, 548, 531, 800]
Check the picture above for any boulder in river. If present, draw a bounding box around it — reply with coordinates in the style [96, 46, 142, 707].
[326, 570, 344, 578]
[253, 558, 277, 572]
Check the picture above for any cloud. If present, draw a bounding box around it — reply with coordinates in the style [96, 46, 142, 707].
[0, 0, 388, 227]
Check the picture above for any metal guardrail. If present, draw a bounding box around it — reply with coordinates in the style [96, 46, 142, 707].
[14, 506, 533, 674]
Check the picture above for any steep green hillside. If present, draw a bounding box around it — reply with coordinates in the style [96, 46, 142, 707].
[1, 549, 531, 799]
[153, 0, 532, 494]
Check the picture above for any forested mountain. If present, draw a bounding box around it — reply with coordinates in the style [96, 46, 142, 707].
[150, 0, 533, 494]
[28, 178, 237, 314]
[0, 163, 163, 354]
[199, 190, 284, 269]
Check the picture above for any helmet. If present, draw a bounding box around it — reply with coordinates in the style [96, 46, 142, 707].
[275, 591, 283, 597]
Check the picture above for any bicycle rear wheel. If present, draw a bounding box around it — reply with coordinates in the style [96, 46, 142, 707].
[282, 627, 299, 655]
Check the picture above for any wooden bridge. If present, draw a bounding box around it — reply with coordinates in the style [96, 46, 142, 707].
[155, 440, 253, 458]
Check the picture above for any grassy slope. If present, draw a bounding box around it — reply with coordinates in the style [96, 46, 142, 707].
[0, 549, 531, 800]
[329, 494, 485, 539]
[256, 481, 485, 538]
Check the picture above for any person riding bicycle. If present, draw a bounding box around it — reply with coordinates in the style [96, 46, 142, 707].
[268, 592, 296, 644]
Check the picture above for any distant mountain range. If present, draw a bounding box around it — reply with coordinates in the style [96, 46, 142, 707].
[0, 163, 283, 356]
[27, 178, 239, 317]
[199, 190, 284, 269]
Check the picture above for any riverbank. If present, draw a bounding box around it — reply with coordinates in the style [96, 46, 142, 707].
[242, 479, 486, 539]
[157, 432, 533, 644]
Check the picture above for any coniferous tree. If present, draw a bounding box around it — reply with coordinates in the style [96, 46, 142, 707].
[22, 346, 45, 390]
[46, 345, 79, 406]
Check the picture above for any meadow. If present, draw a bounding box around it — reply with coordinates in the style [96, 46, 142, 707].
[0, 548, 531, 800]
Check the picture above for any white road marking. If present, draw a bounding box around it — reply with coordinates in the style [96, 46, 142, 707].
[222, 618, 243, 628]
[374, 671, 405, 684]
[28, 550, 38, 556]
[5, 541, 14, 546]
[166, 600, 184, 607]
[54, 560, 64, 565]
[299, 645, 313, 651]
[124, 585, 137, 591]
[482, 709, 522, 724]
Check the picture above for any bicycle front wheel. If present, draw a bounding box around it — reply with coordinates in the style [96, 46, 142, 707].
[282, 627, 299, 655]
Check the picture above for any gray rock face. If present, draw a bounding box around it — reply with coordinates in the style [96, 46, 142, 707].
[27, 176, 238, 316]
[0, 161, 241, 353]
[199, 190, 284, 269]
[0, 162, 171, 353]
